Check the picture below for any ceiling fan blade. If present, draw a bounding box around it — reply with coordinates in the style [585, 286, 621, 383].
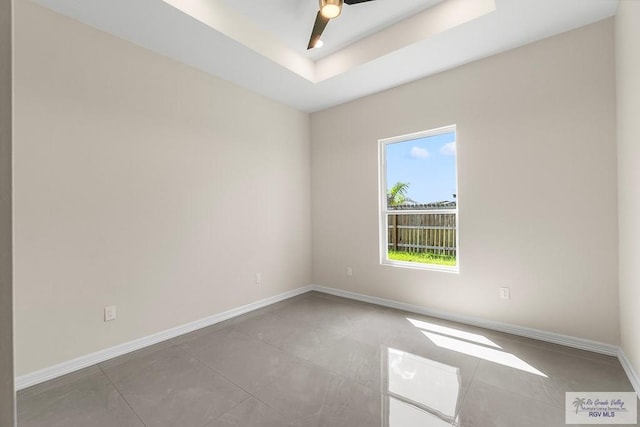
[307, 11, 330, 50]
[344, 0, 375, 4]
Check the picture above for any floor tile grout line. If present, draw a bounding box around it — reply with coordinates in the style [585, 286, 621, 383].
[96, 363, 149, 427]
[197, 394, 254, 427]
[247, 390, 302, 424]
[455, 359, 479, 417]
[174, 344, 257, 398]
[233, 309, 378, 357]
[221, 309, 374, 364]
[260, 308, 321, 334]
[263, 292, 375, 323]
[470, 377, 569, 410]
[177, 334, 361, 399]
[229, 316, 386, 394]
[227, 321, 307, 355]
[174, 340, 317, 411]
[175, 323, 381, 425]
[154, 341, 301, 426]
[176, 343, 301, 425]
[119, 343, 267, 427]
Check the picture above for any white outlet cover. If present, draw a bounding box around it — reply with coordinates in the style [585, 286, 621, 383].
[104, 305, 117, 322]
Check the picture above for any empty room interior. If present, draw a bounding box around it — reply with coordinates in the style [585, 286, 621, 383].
[1, 0, 640, 426]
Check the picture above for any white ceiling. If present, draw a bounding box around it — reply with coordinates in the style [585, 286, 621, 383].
[30, 0, 618, 113]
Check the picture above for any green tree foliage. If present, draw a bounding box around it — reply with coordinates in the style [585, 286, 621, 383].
[387, 182, 410, 206]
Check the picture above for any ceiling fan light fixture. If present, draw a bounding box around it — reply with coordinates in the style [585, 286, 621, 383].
[319, 0, 342, 19]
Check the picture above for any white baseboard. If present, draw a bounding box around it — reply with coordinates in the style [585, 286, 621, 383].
[310, 285, 619, 356]
[618, 348, 640, 398]
[17, 283, 633, 392]
[15, 285, 314, 391]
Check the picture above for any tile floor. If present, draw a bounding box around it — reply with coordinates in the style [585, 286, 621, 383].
[17, 292, 639, 427]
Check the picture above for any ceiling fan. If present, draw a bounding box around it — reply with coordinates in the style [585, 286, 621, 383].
[307, 0, 376, 50]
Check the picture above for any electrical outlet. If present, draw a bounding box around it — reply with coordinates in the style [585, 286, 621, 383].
[255, 273, 262, 285]
[346, 266, 353, 277]
[104, 305, 117, 322]
[499, 287, 510, 300]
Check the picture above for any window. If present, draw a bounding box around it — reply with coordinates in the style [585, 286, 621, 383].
[379, 125, 458, 271]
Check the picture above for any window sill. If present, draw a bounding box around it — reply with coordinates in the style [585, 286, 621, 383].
[381, 259, 459, 274]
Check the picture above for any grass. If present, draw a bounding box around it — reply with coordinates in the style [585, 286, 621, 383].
[387, 250, 456, 267]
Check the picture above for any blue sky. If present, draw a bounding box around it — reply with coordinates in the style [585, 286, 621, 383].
[386, 132, 457, 204]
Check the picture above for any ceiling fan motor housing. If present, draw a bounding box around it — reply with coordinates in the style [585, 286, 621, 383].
[319, 0, 343, 19]
[309, 0, 374, 49]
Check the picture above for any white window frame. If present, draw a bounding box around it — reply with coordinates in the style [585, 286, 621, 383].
[379, 125, 459, 273]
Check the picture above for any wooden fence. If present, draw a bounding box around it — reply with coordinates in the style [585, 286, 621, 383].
[387, 211, 457, 256]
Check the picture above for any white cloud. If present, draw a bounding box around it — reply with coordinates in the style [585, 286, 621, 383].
[440, 142, 456, 156]
[410, 146, 429, 159]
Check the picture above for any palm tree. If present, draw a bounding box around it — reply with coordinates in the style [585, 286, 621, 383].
[573, 398, 586, 414]
[387, 182, 410, 206]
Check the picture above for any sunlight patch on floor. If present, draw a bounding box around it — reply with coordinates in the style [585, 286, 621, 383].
[422, 332, 548, 377]
[406, 318, 501, 349]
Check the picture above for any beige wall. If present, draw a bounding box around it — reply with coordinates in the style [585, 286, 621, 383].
[13, 0, 311, 375]
[616, 1, 640, 383]
[311, 19, 619, 344]
[0, 0, 15, 423]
